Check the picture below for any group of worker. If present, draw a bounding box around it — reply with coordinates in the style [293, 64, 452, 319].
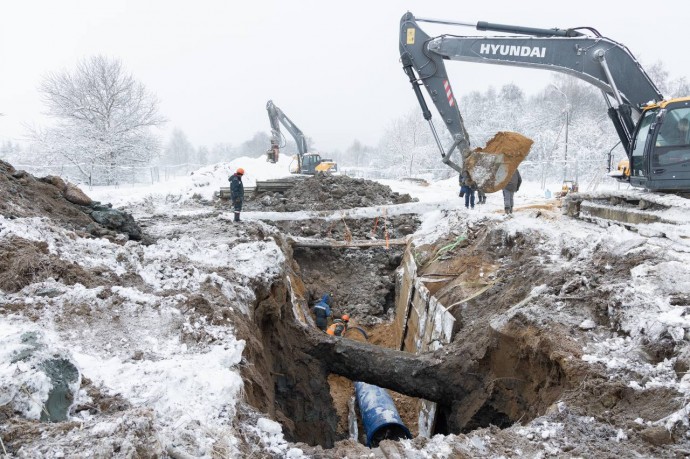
[232, 165, 522, 222]
[459, 169, 522, 215]
[312, 293, 351, 336]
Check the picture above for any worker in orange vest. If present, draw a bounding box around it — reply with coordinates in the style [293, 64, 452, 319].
[327, 314, 350, 336]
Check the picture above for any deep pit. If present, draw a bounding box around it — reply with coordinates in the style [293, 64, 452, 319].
[238, 216, 577, 450]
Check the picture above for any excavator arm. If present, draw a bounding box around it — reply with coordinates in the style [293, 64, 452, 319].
[399, 12, 664, 189]
[266, 100, 309, 161]
[265, 100, 337, 175]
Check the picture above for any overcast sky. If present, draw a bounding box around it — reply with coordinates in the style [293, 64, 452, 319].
[1, 0, 688, 153]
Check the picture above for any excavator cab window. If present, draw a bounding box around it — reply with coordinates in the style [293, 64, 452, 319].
[652, 107, 690, 167]
[630, 110, 657, 177]
[656, 108, 690, 147]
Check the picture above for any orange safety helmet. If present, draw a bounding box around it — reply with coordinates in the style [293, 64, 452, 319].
[341, 314, 350, 322]
[236, 168, 245, 175]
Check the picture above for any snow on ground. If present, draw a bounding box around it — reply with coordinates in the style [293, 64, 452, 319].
[0, 206, 290, 456]
[6, 159, 690, 457]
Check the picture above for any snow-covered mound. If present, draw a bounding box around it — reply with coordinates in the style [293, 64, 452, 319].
[192, 153, 296, 193]
[81, 153, 296, 209]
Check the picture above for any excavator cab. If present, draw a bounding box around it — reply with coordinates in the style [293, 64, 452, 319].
[629, 99, 690, 191]
[291, 152, 337, 175]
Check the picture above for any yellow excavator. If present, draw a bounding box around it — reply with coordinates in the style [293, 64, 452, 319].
[265, 100, 337, 175]
[399, 13, 690, 193]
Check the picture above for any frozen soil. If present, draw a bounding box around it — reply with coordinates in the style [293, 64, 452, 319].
[271, 214, 419, 240]
[3, 164, 690, 457]
[292, 246, 402, 325]
[243, 173, 416, 212]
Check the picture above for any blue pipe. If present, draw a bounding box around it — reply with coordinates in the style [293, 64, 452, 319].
[354, 381, 412, 447]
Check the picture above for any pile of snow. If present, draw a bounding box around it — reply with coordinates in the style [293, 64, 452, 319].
[191, 153, 296, 196]
[81, 153, 296, 209]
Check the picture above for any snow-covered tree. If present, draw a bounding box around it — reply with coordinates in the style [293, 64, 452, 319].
[238, 131, 272, 157]
[209, 143, 234, 164]
[378, 108, 449, 178]
[32, 55, 166, 184]
[340, 140, 373, 167]
[0, 141, 22, 164]
[162, 128, 194, 166]
[196, 145, 209, 165]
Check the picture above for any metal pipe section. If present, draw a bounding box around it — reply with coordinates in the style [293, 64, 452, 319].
[414, 16, 584, 37]
[354, 381, 412, 447]
[596, 50, 625, 107]
[414, 16, 476, 27]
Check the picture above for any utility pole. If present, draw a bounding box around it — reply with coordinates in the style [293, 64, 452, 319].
[550, 84, 569, 181]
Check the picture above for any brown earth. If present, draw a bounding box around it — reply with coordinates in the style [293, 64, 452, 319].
[0, 160, 142, 241]
[0, 161, 96, 227]
[292, 246, 402, 325]
[0, 236, 100, 293]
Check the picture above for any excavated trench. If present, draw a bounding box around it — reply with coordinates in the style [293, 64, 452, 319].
[239, 217, 574, 449]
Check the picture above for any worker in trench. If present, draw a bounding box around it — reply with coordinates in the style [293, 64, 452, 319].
[327, 314, 350, 336]
[312, 293, 332, 332]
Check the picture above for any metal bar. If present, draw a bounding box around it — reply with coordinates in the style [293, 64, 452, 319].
[414, 16, 476, 27]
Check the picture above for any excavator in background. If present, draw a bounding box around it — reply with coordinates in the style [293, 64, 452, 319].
[399, 12, 690, 194]
[265, 100, 338, 175]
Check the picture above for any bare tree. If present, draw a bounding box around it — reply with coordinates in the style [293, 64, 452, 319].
[33, 55, 166, 184]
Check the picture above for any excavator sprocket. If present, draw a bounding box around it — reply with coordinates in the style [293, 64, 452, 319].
[465, 131, 533, 193]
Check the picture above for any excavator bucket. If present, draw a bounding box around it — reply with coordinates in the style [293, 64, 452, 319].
[465, 132, 533, 193]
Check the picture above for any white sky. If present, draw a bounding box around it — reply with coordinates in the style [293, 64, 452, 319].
[1, 0, 688, 152]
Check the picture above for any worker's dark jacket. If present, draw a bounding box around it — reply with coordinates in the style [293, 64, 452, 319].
[313, 295, 332, 331]
[504, 170, 522, 193]
[229, 173, 244, 210]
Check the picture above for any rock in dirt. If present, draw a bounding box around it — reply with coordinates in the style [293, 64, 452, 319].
[88, 203, 143, 240]
[578, 319, 596, 330]
[639, 425, 673, 446]
[63, 183, 93, 206]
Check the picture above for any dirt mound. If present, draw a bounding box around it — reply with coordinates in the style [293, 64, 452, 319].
[0, 236, 100, 293]
[0, 160, 142, 240]
[246, 174, 416, 212]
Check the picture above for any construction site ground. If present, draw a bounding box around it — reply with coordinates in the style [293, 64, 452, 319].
[2, 160, 690, 458]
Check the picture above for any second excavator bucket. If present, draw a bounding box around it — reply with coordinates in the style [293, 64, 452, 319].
[465, 132, 533, 192]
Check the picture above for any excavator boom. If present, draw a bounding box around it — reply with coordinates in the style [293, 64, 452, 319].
[399, 12, 674, 192]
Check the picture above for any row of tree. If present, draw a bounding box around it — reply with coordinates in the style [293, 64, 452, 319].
[344, 70, 689, 186]
[1, 54, 688, 186]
